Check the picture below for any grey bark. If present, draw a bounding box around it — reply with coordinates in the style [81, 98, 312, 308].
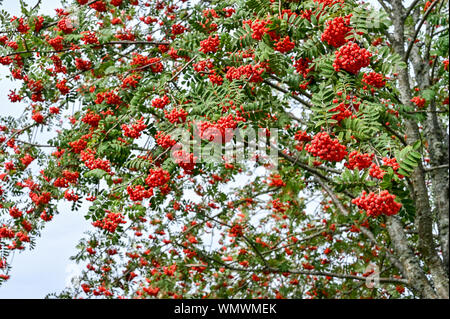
[383, 0, 449, 298]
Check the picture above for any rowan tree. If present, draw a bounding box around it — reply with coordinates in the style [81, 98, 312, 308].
[0, 0, 448, 299]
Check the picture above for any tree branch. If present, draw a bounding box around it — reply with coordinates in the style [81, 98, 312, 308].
[404, 0, 441, 62]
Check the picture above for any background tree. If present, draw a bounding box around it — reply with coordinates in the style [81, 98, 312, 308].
[0, 0, 448, 299]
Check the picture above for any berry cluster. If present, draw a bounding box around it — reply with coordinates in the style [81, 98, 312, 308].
[352, 190, 402, 217]
[130, 54, 164, 73]
[9, 207, 23, 219]
[199, 35, 220, 54]
[89, 1, 107, 12]
[47, 36, 64, 51]
[81, 31, 99, 45]
[122, 117, 147, 139]
[369, 163, 385, 179]
[345, 151, 374, 170]
[172, 149, 196, 174]
[268, 174, 286, 187]
[226, 63, 265, 83]
[294, 130, 312, 142]
[80, 149, 111, 173]
[92, 212, 126, 233]
[56, 79, 70, 95]
[81, 110, 101, 128]
[294, 58, 313, 78]
[362, 72, 386, 89]
[172, 24, 187, 35]
[208, 71, 223, 86]
[321, 15, 352, 48]
[127, 185, 153, 201]
[274, 36, 295, 53]
[57, 18, 75, 34]
[329, 101, 353, 122]
[152, 95, 170, 109]
[31, 111, 44, 123]
[333, 42, 372, 74]
[29, 191, 51, 206]
[20, 154, 34, 168]
[410, 96, 426, 108]
[69, 138, 88, 154]
[197, 114, 245, 143]
[243, 19, 271, 40]
[95, 91, 122, 106]
[156, 131, 177, 149]
[64, 190, 79, 202]
[53, 170, 79, 188]
[75, 58, 92, 71]
[145, 168, 170, 188]
[165, 108, 188, 124]
[369, 157, 403, 179]
[305, 132, 347, 162]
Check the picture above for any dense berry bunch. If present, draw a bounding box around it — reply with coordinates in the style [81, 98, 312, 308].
[199, 35, 220, 53]
[20, 154, 34, 168]
[121, 117, 147, 139]
[75, 58, 92, 71]
[208, 71, 223, 86]
[411, 96, 426, 108]
[127, 185, 153, 201]
[294, 130, 312, 142]
[274, 36, 295, 53]
[152, 95, 170, 109]
[165, 108, 188, 124]
[226, 63, 265, 83]
[80, 149, 111, 173]
[321, 15, 352, 48]
[89, 1, 107, 12]
[305, 132, 348, 162]
[69, 138, 87, 154]
[294, 58, 313, 78]
[268, 174, 286, 187]
[172, 149, 196, 174]
[31, 111, 44, 123]
[64, 190, 79, 202]
[95, 91, 122, 106]
[362, 72, 386, 88]
[243, 19, 271, 40]
[369, 163, 385, 179]
[121, 75, 141, 89]
[197, 114, 245, 143]
[345, 151, 374, 170]
[57, 18, 75, 34]
[81, 110, 101, 128]
[9, 207, 23, 219]
[81, 31, 99, 45]
[92, 212, 126, 233]
[171, 24, 187, 35]
[47, 36, 64, 51]
[329, 101, 353, 122]
[333, 42, 372, 74]
[130, 54, 164, 73]
[29, 191, 51, 206]
[145, 168, 170, 188]
[56, 79, 70, 95]
[54, 170, 79, 187]
[155, 131, 177, 149]
[352, 190, 402, 217]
